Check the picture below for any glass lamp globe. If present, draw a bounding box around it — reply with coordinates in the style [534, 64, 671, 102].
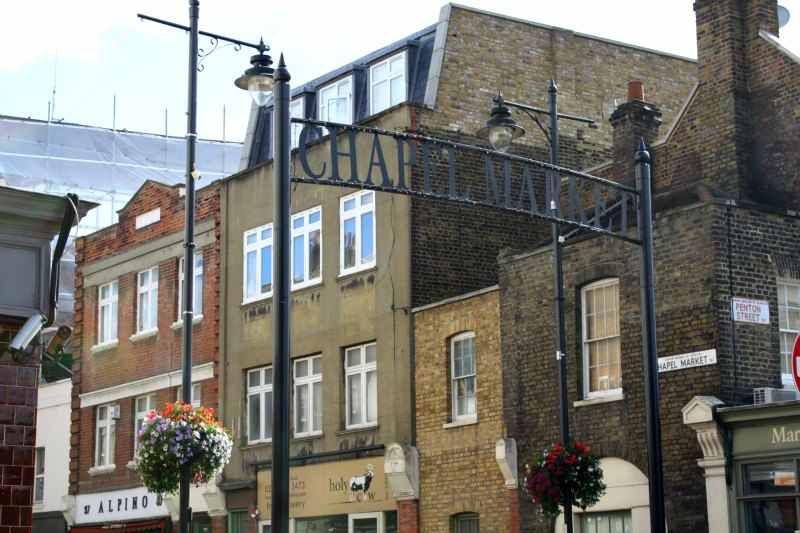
[488, 125, 514, 152]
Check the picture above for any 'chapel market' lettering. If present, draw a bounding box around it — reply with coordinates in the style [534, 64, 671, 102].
[293, 119, 642, 245]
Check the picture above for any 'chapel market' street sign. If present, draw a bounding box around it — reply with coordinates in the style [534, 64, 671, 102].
[293, 119, 642, 245]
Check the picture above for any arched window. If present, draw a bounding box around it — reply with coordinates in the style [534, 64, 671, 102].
[451, 512, 479, 533]
[581, 279, 621, 398]
[450, 332, 477, 422]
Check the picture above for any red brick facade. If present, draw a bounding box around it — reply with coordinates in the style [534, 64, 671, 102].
[71, 180, 222, 527]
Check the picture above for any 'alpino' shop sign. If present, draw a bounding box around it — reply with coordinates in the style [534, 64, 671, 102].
[74, 486, 168, 524]
[258, 457, 395, 518]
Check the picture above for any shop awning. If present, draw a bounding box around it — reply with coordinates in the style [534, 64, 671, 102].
[70, 518, 168, 533]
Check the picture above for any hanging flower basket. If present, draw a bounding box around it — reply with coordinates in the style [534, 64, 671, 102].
[524, 441, 605, 518]
[137, 401, 233, 494]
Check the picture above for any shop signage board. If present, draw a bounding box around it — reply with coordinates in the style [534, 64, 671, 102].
[74, 486, 168, 524]
[793, 335, 800, 392]
[732, 419, 800, 455]
[257, 456, 394, 518]
[657, 349, 717, 373]
[731, 297, 770, 324]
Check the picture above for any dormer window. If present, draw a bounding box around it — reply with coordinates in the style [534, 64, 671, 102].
[319, 76, 353, 125]
[290, 98, 305, 149]
[370, 51, 406, 115]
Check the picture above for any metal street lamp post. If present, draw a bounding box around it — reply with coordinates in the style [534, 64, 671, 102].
[138, 4, 277, 533]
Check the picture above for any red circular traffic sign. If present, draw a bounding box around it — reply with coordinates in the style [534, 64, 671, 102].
[793, 335, 800, 392]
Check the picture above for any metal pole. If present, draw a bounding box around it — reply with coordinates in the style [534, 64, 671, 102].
[548, 80, 573, 533]
[635, 140, 666, 533]
[271, 55, 292, 533]
[179, 2, 199, 533]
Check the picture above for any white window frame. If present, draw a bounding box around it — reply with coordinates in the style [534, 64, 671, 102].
[34, 447, 44, 504]
[247, 366, 273, 444]
[135, 208, 160, 229]
[581, 279, 622, 399]
[136, 266, 159, 333]
[777, 278, 800, 387]
[176, 383, 202, 408]
[293, 355, 323, 438]
[134, 394, 156, 453]
[290, 98, 305, 150]
[451, 332, 477, 422]
[369, 51, 407, 115]
[97, 280, 118, 346]
[177, 254, 204, 320]
[95, 404, 116, 467]
[349, 512, 383, 533]
[345, 343, 378, 429]
[243, 223, 274, 304]
[318, 76, 353, 125]
[339, 190, 376, 276]
[291, 206, 323, 290]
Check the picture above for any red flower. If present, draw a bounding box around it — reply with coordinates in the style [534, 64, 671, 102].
[565, 454, 578, 465]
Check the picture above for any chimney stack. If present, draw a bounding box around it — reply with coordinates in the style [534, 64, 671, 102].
[609, 81, 662, 186]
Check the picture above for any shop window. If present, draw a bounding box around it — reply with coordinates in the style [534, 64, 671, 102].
[134, 394, 156, 453]
[451, 332, 477, 422]
[97, 280, 118, 345]
[340, 191, 376, 275]
[451, 512, 479, 533]
[34, 447, 44, 504]
[350, 512, 383, 533]
[739, 459, 799, 531]
[247, 366, 273, 444]
[777, 279, 800, 387]
[228, 510, 249, 533]
[244, 224, 274, 303]
[369, 51, 406, 115]
[178, 254, 204, 320]
[581, 279, 621, 398]
[345, 343, 378, 429]
[291, 207, 322, 289]
[136, 266, 159, 333]
[294, 355, 322, 437]
[295, 515, 347, 533]
[581, 511, 632, 533]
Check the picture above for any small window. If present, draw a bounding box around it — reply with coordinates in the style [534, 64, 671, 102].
[34, 447, 44, 504]
[370, 51, 406, 115]
[135, 208, 160, 229]
[176, 383, 202, 408]
[318, 76, 353, 125]
[581, 279, 621, 398]
[451, 332, 477, 422]
[451, 512, 479, 533]
[292, 207, 322, 289]
[244, 224, 274, 303]
[581, 511, 633, 533]
[345, 343, 377, 429]
[290, 98, 305, 149]
[340, 191, 376, 275]
[136, 266, 159, 333]
[95, 404, 116, 467]
[778, 279, 800, 387]
[178, 254, 204, 320]
[134, 394, 156, 453]
[97, 280, 118, 345]
[247, 366, 273, 444]
[294, 355, 323, 437]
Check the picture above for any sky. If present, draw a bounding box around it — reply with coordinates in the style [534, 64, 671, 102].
[1, 0, 799, 143]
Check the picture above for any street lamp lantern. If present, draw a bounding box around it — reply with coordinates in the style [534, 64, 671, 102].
[235, 39, 275, 107]
[477, 94, 525, 152]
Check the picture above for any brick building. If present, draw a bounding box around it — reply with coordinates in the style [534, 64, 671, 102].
[69, 180, 225, 533]
[495, 1, 800, 532]
[220, 4, 696, 533]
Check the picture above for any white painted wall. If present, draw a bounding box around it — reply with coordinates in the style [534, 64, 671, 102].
[35, 379, 71, 514]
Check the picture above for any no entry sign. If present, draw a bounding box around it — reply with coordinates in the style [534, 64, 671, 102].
[793, 335, 800, 392]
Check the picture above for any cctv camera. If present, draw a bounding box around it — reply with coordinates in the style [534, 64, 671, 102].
[9, 313, 46, 356]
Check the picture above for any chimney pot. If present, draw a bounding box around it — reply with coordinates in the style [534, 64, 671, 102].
[628, 80, 645, 102]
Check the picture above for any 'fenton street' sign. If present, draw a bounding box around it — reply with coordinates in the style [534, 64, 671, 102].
[658, 349, 717, 373]
[732, 297, 770, 324]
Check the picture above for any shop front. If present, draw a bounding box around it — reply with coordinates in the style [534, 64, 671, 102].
[257, 457, 399, 533]
[67, 486, 170, 532]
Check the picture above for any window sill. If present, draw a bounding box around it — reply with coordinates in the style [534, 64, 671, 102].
[241, 440, 272, 450]
[574, 392, 625, 407]
[88, 464, 116, 476]
[129, 329, 158, 343]
[242, 294, 273, 307]
[171, 315, 204, 330]
[90, 340, 119, 354]
[443, 418, 478, 429]
[337, 265, 377, 282]
[291, 280, 323, 293]
[126, 460, 138, 471]
[340, 423, 378, 435]
[294, 432, 323, 442]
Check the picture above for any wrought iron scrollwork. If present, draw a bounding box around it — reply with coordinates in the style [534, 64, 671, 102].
[197, 36, 243, 72]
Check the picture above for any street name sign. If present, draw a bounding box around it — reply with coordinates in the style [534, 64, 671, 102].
[658, 349, 717, 373]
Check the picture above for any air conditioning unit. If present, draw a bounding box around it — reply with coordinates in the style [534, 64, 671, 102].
[110, 405, 121, 420]
[753, 387, 798, 405]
